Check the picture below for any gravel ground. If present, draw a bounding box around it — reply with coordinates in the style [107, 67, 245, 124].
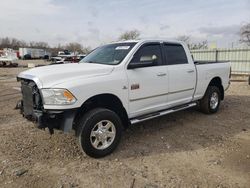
[0, 66, 249, 188]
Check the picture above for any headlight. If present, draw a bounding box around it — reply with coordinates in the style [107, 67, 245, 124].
[41, 89, 77, 105]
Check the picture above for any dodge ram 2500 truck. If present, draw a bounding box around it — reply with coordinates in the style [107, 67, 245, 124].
[17, 39, 231, 158]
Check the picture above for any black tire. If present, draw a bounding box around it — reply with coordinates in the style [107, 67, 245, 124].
[76, 108, 123, 158]
[200, 86, 221, 114]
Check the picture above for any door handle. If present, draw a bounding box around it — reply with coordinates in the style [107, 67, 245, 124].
[187, 70, 195, 73]
[157, 72, 167, 76]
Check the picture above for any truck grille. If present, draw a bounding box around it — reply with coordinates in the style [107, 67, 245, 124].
[20, 79, 42, 117]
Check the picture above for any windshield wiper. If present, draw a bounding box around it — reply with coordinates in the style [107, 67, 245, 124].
[86, 61, 100, 64]
[85, 61, 114, 65]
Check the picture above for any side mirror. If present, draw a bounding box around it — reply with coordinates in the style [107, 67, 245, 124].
[127, 61, 155, 69]
[128, 54, 158, 69]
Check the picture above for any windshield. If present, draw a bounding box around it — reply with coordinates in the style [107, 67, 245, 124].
[80, 42, 136, 65]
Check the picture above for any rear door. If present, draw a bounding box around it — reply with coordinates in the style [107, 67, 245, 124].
[127, 43, 169, 118]
[163, 43, 196, 107]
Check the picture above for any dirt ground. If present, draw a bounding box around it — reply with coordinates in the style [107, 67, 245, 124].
[0, 65, 249, 188]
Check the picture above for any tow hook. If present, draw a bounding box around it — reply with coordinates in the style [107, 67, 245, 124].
[15, 100, 22, 110]
[47, 126, 54, 135]
[34, 112, 55, 135]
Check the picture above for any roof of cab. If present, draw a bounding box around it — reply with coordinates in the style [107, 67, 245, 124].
[113, 38, 184, 45]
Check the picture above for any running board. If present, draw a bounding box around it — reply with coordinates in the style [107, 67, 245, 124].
[130, 102, 197, 124]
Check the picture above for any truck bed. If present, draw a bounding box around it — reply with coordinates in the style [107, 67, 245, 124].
[193, 61, 231, 101]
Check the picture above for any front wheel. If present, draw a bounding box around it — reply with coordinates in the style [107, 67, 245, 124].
[199, 86, 221, 114]
[76, 108, 123, 158]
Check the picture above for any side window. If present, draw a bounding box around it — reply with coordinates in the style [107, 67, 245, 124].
[130, 44, 162, 66]
[164, 44, 188, 65]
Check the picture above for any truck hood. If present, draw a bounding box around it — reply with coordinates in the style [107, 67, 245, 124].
[18, 63, 114, 88]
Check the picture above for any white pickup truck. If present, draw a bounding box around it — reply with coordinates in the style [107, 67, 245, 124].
[17, 39, 231, 158]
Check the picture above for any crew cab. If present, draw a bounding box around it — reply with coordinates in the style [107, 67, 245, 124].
[17, 39, 231, 158]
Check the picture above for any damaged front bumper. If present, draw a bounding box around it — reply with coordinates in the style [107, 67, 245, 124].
[17, 99, 77, 134]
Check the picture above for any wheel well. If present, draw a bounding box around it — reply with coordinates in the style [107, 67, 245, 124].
[208, 77, 224, 100]
[73, 94, 129, 130]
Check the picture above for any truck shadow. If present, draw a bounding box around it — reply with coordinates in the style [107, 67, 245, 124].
[111, 94, 250, 159]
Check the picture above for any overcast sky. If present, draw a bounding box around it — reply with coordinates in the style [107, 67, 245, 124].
[0, 0, 249, 48]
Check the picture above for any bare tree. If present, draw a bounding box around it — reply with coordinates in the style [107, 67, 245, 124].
[176, 35, 191, 44]
[35, 42, 49, 49]
[119, 30, 140, 40]
[177, 35, 208, 50]
[0, 37, 28, 49]
[189, 41, 208, 50]
[240, 23, 250, 46]
[0, 37, 11, 48]
[29, 41, 49, 49]
[81, 46, 92, 54]
[64, 42, 83, 54]
[49, 44, 63, 56]
[0, 37, 92, 55]
[10, 38, 27, 49]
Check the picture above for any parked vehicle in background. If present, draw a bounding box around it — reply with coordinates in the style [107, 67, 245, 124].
[50, 56, 64, 64]
[58, 50, 71, 56]
[43, 55, 49, 60]
[63, 54, 86, 63]
[23, 54, 32, 60]
[19, 48, 50, 59]
[50, 54, 86, 65]
[0, 48, 18, 67]
[63, 56, 77, 63]
[77, 54, 86, 61]
[17, 39, 231, 158]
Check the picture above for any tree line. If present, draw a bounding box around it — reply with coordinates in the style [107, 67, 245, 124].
[0, 37, 91, 55]
[0, 37, 48, 50]
[176, 22, 250, 49]
[0, 22, 249, 54]
[118, 23, 250, 48]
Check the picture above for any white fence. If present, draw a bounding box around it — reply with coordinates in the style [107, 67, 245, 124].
[191, 48, 250, 74]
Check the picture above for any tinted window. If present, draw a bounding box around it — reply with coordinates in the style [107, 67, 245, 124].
[164, 44, 188, 65]
[130, 44, 162, 66]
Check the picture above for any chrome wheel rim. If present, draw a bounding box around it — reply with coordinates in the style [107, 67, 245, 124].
[210, 92, 219, 109]
[90, 120, 116, 150]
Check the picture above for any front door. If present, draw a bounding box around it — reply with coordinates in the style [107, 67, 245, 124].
[126, 43, 169, 118]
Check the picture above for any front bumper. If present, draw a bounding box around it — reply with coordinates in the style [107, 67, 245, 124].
[33, 109, 77, 134]
[18, 100, 77, 134]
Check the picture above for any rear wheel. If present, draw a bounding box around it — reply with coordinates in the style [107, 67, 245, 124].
[76, 108, 123, 158]
[200, 86, 221, 114]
